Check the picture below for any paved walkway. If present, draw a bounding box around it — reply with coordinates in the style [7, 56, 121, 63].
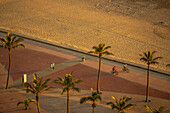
[0, 41, 170, 113]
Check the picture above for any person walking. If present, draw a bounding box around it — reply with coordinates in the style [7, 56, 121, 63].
[50, 63, 55, 70]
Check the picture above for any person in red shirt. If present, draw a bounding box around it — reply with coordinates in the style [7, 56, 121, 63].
[112, 66, 116, 73]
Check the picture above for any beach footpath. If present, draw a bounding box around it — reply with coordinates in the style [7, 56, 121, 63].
[0, 33, 170, 113]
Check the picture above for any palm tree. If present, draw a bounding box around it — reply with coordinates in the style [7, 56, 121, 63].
[139, 50, 162, 102]
[88, 43, 113, 94]
[80, 88, 102, 113]
[0, 32, 25, 89]
[145, 105, 164, 113]
[53, 72, 82, 113]
[107, 96, 135, 113]
[23, 74, 52, 113]
[17, 97, 35, 110]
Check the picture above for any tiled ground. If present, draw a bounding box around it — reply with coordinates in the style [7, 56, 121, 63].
[43, 64, 170, 100]
[0, 41, 170, 113]
[0, 48, 68, 81]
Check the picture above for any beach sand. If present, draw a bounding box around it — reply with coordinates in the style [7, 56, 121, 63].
[0, 0, 169, 71]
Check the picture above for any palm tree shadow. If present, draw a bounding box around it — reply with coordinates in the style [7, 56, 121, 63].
[165, 110, 170, 112]
[63, 60, 82, 64]
[9, 84, 23, 89]
[62, 57, 90, 64]
[1, 106, 27, 112]
[131, 100, 146, 103]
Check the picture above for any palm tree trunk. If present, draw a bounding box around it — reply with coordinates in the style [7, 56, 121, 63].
[36, 94, 40, 113]
[67, 89, 69, 113]
[92, 106, 95, 113]
[97, 54, 102, 94]
[6, 49, 11, 89]
[92, 103, 96, 113]
[145, 64, 150, 102]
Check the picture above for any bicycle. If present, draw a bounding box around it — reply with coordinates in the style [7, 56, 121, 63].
[122, 67, 129, 73]
[111, 70, 118, 75]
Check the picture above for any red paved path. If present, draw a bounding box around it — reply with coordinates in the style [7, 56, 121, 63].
[0, 48, 67, 81]
[43, 64, 170, 100]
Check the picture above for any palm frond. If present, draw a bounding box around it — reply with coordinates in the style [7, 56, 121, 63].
[87, 96, 94, 101]
[72, 87, 80, 93]
[92, 46, 98, 50]
[7, 32, 13, 42]
[104, 46, 111, 50]
[23, 83, 35, 92]
[40, 87, 53, 93]
[150, 61, 159, 64]
[153, 57, 163, 61]
[145, 105, 153, 113]
[144, 52, 147, 58]
[80, 97, 88, 104]
[75, 79, 83, 83]
[53, 80, 60, 84]
[152, 51, 157, 55]
[140, 50, 162, 69]
[41, 78, 51, 86]
[106, 102, 113, 105]
[99, 43, 105, 50]
[95, 95, 102, 101]
[112, 96, 119, 105]
[61, 87, 67, 95]
[109, 103, 119, 110]
[108, 96, 135, 112]
[0, 37, 7, 43]
[103, 51, 113, 56]
[10, 36, 16, 46]
[27, 97, 35, 102]
[54, 73, 82, 96]
[2, 34, 25, 49]
[80, 88, 101, 110]
[123, 104, 135, 110]
[92, 91, 98, 97]
[88, 51, 95, 53]
[26, 89, 36, 94]
[33, 74, 38, 80]
[140, 57, 147, 62]
[37, 78, 42, 87]
[124, 97, 131, 102]
[158, 106, 164, 112]
[54, 77, 64, 84]
[69, 71, 74, 75]
[13, 38, 24, 44]
[12, 44, 25, 49]
[147, 50, 151, 59]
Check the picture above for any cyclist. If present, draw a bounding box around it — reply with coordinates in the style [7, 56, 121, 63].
[123, 64, 129, 72]
[112, 66, 116, 73]
[123, 64, 127, 69]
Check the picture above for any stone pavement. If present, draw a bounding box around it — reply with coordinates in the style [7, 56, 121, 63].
[0, 41, 170, 113]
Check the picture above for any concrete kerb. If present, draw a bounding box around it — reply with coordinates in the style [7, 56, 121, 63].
[0, 28, 169, 76]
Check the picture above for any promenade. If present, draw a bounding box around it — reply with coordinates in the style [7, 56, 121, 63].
[0, 36, 170, 113]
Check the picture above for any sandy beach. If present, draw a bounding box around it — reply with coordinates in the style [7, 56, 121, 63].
[0, 0, 169, 71]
